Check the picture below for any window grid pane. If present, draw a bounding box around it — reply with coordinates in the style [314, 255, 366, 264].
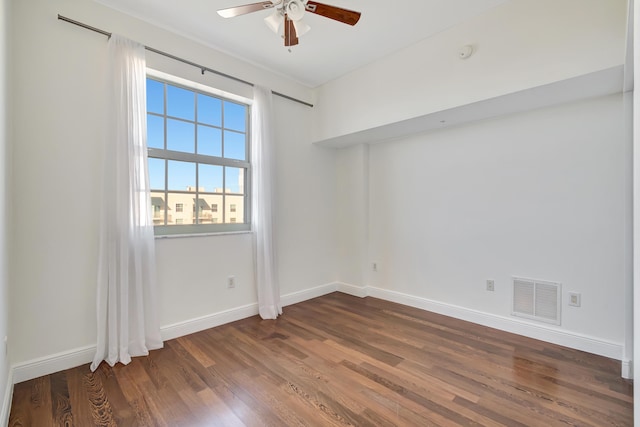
[146, 76, 250, 234]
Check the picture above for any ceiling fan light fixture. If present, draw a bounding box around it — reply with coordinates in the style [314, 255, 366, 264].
[293, 19, 311, 37]
[285, 0, 306, 21]
[264, 10, 282, 33]
[218, 0, 361, 48]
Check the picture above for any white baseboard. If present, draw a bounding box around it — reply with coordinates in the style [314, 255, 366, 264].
[160, 303, 259, 342]
[8, 283, 341, 385]
[7, 282, 626, 387]
[621, 359, 633, 379]
[163, 282, 340, 342]
[365, 286, 623, 361]
[11, 303, 262, 385]
[281, 282, 338, 307]
[336, 282, 369, 298]
[1, 367, 13, 427]
[12, 345, 95, 385]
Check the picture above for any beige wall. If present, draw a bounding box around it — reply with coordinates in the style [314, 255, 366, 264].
[0, 0, 11, 422]
[314, 0, 628, 142]
[4, 0, 632, 391]
[9, 0, 336, 365]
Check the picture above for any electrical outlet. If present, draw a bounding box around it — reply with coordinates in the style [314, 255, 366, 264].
[372, 262, 378, 272]
[227, 276, 236, 289]
[486, 280, 495, 291]
[568, 292, 581, 307]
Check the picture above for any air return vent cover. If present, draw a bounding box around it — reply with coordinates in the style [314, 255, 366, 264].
[512, 277, 561, 325]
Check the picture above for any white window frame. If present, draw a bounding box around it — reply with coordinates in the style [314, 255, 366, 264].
[146, 69, 252, 236]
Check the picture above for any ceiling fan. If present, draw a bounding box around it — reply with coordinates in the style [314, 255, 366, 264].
[217, 0, 361, 47]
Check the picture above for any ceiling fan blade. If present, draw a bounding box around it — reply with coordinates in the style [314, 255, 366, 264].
[217, 1, 277, 18]
[284, 14, 299, 47]
[304, 1, 361, 26]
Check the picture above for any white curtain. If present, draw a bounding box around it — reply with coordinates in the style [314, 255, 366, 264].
[91, 34, 163, 371]
[252, 86, 282, 319]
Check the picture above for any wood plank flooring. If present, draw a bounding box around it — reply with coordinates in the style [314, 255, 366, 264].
[9, 292, 633, 426]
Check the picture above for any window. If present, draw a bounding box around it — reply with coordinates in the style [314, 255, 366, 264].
[146, 76, 250, 235]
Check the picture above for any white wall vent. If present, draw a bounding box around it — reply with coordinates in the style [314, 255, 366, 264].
[512, 277, 561, 325]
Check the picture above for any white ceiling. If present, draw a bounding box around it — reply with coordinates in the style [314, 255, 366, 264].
[95, 0, 509, 87]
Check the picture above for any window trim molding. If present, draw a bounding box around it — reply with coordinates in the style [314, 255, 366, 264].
[147, 68, 253, 106]
[146, 69, 252, 235]
[154, 223, 250, 236]
[154, 230, 254, 240]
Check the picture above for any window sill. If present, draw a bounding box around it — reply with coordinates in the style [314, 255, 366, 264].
[154, 230, 253, 239]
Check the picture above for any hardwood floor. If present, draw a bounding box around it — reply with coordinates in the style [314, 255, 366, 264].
[9, 292, 633, 426]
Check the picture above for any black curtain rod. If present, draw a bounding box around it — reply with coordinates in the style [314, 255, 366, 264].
[58, 14, 314, 108]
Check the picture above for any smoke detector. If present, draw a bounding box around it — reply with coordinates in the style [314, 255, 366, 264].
[458, 45, 474, 59]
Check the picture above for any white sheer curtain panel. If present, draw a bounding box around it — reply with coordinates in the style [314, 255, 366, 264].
[91, 34, 163, 372]
[252, 86, 282, 320]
